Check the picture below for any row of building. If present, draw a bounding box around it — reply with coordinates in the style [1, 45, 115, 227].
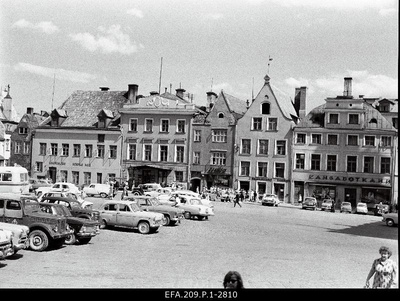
[0, 75, 398, 209]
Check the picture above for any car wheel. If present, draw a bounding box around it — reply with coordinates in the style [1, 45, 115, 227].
[29, 230, 49, 252]
[138, 221, 150, 234]
[100, 219, 108, 229]
[78, 238, 92, 244]
[184, 211, 191, 219]
[100, 192, 107, 198]
[65, 233, 77, 245]
[386, 219, 395, 227]
[162, 215, 171, 226]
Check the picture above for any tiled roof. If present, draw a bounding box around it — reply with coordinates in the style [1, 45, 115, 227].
[270, 83, 298, 120]
[221, 91, 247, 115]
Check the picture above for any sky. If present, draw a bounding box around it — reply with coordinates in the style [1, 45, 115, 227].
[0, 0, 398, 118]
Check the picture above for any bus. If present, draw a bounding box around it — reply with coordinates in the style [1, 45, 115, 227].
[0, 166, 30, 194]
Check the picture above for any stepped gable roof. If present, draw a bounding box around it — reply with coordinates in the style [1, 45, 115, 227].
[43, 90, 127, 127]
[270, 83, 298, 120]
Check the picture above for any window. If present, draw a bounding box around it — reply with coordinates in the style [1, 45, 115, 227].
[261, 102, 270, 114]
[72, 171, 79, 186]
[267, 117, 277, 131]
[379, 104, 389, 112]
[5, 139, 10, 152]
[380, 157, 390, 174]
[144, 145, 152, 161]
[276, 140, 286, 155]
[51, 143, 58, 156]
[109, 145, 117, 159]
[193, 152, 200, 165]
[327, 155, 337, 171]
[211, 152, 226, 165]
[347, 156, 357, 172]
[348, 114, 359, 124]
[311, 134, 322, 144]
[145, 119, 153, 132]
[160, 145, 168, 162]
[257, 162, 268, 177]
[160, 119, 169, 133]
[194, 130, 201, 142]
[84, 172, 91, 185]
[393, 118, 398, 129]
[380, 136, 392, 147]
[328, 113, 339, 124]
[296, 133, 306, 144]
[175, 171, 183, 182]
[85, 145, 93, 157]
[176, 146, 184, 163]
[218, 113, 224, 118]
[275, 163, 285, 178]
[19, 127, 28, 134]
[365, 136, 375, 146]
[39, 143, 46, 155]
[177, 120, 185, 133]
[241, 139, 251, 154]
[98, 134, 105, 143]
[327, 134, 338, 145]
[61, 144, 69, 156]
[129, 119, 138, 132]
[97, 145, 105, 158]
[212, 129, 227, 142]
[295, 154, 305, 169]
[240, 161, 250, 176]
[311, 154, 321, 171]
[23, 142, 29, 154]
[347, 135, 358, 146]
[73, 144, 80, 157]
[128, 144, 136, 160]
[363, 157, 374, 173]
[35, 162, 43, 172]
[258, 139, 268, 155]
[252, 118, 262, 130]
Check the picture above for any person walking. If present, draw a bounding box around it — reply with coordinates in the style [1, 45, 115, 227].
[223, 271, 244, 289]
[234, 192, 242, 208]
[365, 246, 397, 288]
[253, 191, 257, 202]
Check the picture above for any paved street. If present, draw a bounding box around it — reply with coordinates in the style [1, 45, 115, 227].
[0, 195, 397, 289]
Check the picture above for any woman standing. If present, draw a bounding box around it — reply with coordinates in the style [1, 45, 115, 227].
[365, 246, 397, 288]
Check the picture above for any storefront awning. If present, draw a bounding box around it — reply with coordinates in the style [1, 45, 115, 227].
[143, 164, 171, 170]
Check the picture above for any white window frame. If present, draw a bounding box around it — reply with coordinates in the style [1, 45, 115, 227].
[160, 119, 170, 133]
[327, 134, 339, 146]
[129, 118, 138, 132]
[348, 113, 360, 125]
[176, 119, 186, 133]
[144, 118, 154, 132]
[347, 134, 359, 146]
[159, 145, 169, 162]
[274, 162, 285, 178]
[194, 130, 201, 142]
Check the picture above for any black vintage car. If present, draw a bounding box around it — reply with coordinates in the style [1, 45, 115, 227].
[39, 203, 99, 245]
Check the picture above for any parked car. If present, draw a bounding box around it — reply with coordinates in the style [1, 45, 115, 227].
[355, 202, 368, 215]
[36, 182, 80, 196]
[128, 196, 184, 226]
[261, 194, 280, 206]
[0, 229, 13, 259]
[374, 203, 390, 216]
[175, 196, 214, 220]
[39, 196, 100, 222]
[38, 203, 99, 245]
[321, 199, 334, 211]
[28, 178, 52, 192]
[98, 200, 164, 234]
[83, 183, 111, 198]
[131, 183, 162, 195]
[302, 197, 317, 210]
[0, 222, 30, 254]
[220, 191, 235, 202]
[340, 202, 352, 213]
[38, 191, 93, 209]
[0, 193, 73, 252]
[382, 213, 398, 227]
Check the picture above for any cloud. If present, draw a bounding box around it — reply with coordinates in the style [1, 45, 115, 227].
[12, 19, 59, 34]
[69, 24, 143, 55]
[127, 8, 144, 18]
[14, 62, 96, 83]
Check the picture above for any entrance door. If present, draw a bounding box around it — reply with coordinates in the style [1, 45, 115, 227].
[274, 183, 285, 202]
[345, 188, 357, 208]
[49, 167, 57, 183]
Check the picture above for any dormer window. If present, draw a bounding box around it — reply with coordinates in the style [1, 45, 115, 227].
[19, 127, 28, 134]
[51, 118, 59, 127]
[261, 102, 270, 115]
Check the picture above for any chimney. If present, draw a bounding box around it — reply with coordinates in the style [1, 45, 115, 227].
[343, 77, 353, 98]
[294, 86, 307, 119]
[206, 91, 218, 111]
[176, 88, 186, 99]
[26, 107, 34, 114]
[99, 87, 109, 91]
[127, 84, 139, 103]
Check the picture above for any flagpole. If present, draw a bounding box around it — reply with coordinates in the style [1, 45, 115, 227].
[268, 55, 273, 74]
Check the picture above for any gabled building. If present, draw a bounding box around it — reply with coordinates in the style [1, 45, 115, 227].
[191, 90, 247, 191]
[234, 74, 299, 203]
[9, 107, 48, 172]
[291, 77, 398, 210]
[119, 85, 198, 188]
[31, 87, 126, 185]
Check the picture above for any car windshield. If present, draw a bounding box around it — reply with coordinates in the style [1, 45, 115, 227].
[304, 198, 315, 202]
[342, 202, 351, 206]
[324, 200, 333, 203]
[358, 203, 366, 207]
[129, 203, 141, 211]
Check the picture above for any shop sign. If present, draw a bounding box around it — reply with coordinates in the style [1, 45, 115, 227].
[49, 162, 66, 165]
[308, 174, 390, 185]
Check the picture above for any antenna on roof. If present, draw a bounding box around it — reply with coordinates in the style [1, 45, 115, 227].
[158, 57, 163, 94]
[51, 70, 56, 111]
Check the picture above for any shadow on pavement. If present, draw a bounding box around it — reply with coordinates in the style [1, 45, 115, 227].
[328, 221, 398, 240]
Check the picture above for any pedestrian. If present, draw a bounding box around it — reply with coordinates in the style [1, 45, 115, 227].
[254, 191, 257, 202]
[234, 192, 242, 208]
[239, 190, 244, 203]
[365, 246, 397, 288]
[250, 190, 254, 202]
[330, 199, 335, 213]
[121, 181, 128, 200]
[223, 271, 244, 289]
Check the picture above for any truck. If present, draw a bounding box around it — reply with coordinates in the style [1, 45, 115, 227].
[0, 193, 73, 252]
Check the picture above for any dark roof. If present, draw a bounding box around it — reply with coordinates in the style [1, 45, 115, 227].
[220, 91, 248, 115]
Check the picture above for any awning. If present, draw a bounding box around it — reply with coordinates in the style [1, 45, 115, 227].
[142, 164, 171, 170]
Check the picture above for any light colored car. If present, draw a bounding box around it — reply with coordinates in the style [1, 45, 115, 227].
[98, 200, 164, 234]
[340, 202, 352, 213]
[28, 178, 52, 192]
[0, 222, 30, 254]
[83, 183, 111, 198]
[261, 194, 280, 206]
[356, 202, 368, 215]
[0, 229, 13, 259]
[302, 197, 317, 210]
[175, 196, 214, 220]
[321, 199, 334, 211]
[36, 182, 80, 196]
[382, 213, 398, 227]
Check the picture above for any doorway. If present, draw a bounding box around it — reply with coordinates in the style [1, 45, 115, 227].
[345, 188, 357, 208]
[49, 167, 57, 183]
